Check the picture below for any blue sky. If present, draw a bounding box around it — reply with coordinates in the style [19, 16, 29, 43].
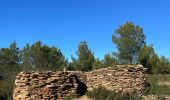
[0, 0, 170, 61]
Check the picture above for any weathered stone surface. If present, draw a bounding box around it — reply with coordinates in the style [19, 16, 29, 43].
[85, 65, 147, 95]
[13, 65, 147, 100]
[13, 71, 86, 100]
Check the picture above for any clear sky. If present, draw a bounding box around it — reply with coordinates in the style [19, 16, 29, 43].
[0, 0, 170, 61]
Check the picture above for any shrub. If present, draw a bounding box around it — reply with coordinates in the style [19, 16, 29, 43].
[145, 75, 170, 95]
[86, 87, 142, 100]
[64, 94, 76, 100]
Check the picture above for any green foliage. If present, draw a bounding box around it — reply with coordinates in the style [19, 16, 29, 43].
[103, 53, 118, 67]
[112, 22, 146, 64]
[0, 42, 21, 99]
[92, 58, 103, 70]
[145, 75, 170, 96]
[138, 44, 170, 74]
[0, 41, 20, 69]
[157, 56, 170, 74]
[20, 41, 67, 71]
[92, 53, 119, 70]
[138, 44, 155, 73]
[64, 94, 77, 100]
[0, 72, 17, 100]
[70, 41, 94, 71]
[0, 41, 68, 99]
[86, 87, 142, 100]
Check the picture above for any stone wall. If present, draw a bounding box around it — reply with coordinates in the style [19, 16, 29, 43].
[13, 65, 147, 100]
[13, 71, 87, 100]
[86, 65, 147, 95]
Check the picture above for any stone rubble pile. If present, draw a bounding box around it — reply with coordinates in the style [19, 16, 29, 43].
[13, 65, 147, 100]
[86, 65, 147, 95]
[13, 71, 86, 100]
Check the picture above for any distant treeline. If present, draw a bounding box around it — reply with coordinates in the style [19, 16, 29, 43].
[0, 22, 170, 99]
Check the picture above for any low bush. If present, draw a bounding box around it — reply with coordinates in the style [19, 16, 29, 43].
[145, 75, 170, 96]
[86, 87, 142, 100]
[64, 94, 76, 100]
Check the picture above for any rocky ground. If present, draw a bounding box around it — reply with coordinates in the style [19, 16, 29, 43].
[142, 94, 170, 100]
[74, 96, 92, 100]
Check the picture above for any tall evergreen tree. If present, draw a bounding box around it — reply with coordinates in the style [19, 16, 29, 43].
[138, 44, 155, 73]
[20, 41, 67, 71]
[112, 22, 146, 64]
[138, 44, 170, 74]
[0, 41, 20, 71]
[71, 41, 94, 71]
[0, 41, 20, 100]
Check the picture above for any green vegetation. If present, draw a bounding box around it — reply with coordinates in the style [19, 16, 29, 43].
[69, 41, 95, 71]
[145, 75, 170, 96]
[112, 22, 146, 64]
[0, 41, 68, 99]
[63, 94, 77, 100]
[86, 87, 142, 100]
[20, 41, 68, 71]
[138, 44, 170, 74]
[1, 22, 170, 99]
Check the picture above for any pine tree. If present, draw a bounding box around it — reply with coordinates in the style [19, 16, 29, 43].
[112, 22, 146, 64]
[71, 41, 94, 71]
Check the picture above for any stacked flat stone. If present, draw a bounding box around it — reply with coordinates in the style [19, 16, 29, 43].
[13, 65, 147, 100]
[86, 65, 147, 95]
[13, 71, 86, 100]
